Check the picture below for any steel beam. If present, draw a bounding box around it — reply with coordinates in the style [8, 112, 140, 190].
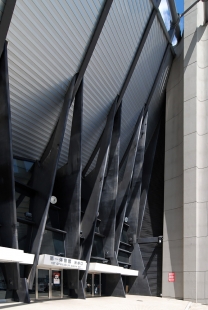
[83, 4, 160, 174]
[128, 120, 161, 296]
[25, 0, 113, 292]
[126, 113, 148, 245]
[0, 43, 20, 292]
[0, 0, 16, 58]
[79, 98, 117, 297]
[99, 103, 122, 260]
[114, 110, 144, 255]
[128, 243, 151, 295]
[137, 122, 160, 239]
[167, 0, 181, 42]
[117, 9, 157, 108]
[73, 0, 113, 97]
[26, 75, 76, 289]
[53, 79, 83, 260]
[150, 0, 175, 47]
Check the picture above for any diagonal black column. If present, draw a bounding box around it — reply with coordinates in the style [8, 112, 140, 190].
[79, 98, 117, 297]
[27, 75, 76, 289]
[128, 243, 151, 295]
[99, 104, 122, 259]
[114, 110, 144, 255]
[24, 0, 113, 293]
[0, 0, 16, 58]
[98, 104, 125, 298]
[0, 43, 20, 293]
[83, 7, 158, 175]
[53, 79, 83, 260]
[52, 80, 83, 297]
[123, 114, 150, 296]
[128, 121, 161, 296]
[137, 120, 161, 239]
[126, 112, 148, 245]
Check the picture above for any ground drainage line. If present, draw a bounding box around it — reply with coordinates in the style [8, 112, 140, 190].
[185, 302, 192, 310]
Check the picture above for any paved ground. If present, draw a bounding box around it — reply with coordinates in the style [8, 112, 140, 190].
[0, 295, 208, 310]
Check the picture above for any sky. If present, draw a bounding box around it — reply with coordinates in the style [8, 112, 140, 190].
[159, 0, 184, 44]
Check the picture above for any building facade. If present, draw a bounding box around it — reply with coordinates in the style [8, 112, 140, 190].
[0, 0, 207, 305]
[163, 0, 208, 304]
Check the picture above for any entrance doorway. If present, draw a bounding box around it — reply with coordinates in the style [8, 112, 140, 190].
[85, 273, 101, 297]
[36, 268, 63, 299]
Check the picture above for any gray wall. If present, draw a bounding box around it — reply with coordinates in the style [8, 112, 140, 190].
[163, 0, 208, 304]
[163, 39, 184, 299]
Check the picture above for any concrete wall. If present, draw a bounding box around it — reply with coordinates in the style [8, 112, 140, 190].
[183, 0, 208, 304]
[163, 0, 208, 304]
[163, 39, 184, 299]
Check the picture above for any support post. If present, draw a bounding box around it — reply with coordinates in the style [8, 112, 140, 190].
[79, 98, 117, 297]
[53, 79, 83, 260]
[98, 104, 125, 298]
[0, 43, 20, 293]
[0, 0, 16, 58]
[128, 123, 161, 296]
[137, 121, 160, 238]
[99, 104, 122, 259]
[126, 113, 148, 245]
[114, 110, 143, 255]
[53, 80, 83, 297]
[27, 75, 76, 289]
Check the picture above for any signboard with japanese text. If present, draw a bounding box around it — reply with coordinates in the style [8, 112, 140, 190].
[168, 272, 175, 282]
[38, 254, 86, 270]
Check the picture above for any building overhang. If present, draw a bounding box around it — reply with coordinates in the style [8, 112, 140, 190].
[88, 262, 138, 277]
[0, 246, 34, 264]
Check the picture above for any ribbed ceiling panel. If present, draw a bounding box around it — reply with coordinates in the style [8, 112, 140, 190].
[59, 0, 153, 168]
[6, 0, 171, 170]
[7, 0, 104, 160]
[120, 17, 168, 161]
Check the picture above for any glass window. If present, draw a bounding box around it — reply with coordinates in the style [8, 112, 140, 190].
[16, 196, 31, 219]
[46, 209, 60, 229]
[37, 269, 49, 298]
[40, 230, 65, 257]
[121, 229, 128, 244]
[118, 251, 129, 264]
[17, 222, 32, 252]
[13, 159, 34, 184]
[14, 159, 34, 220]
[0, 266, 6, 299]
[91, 235, 104, 258]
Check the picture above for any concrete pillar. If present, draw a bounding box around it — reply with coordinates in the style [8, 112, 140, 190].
[163, 40, 184, 299]
[163, 0, 208, 304]
[183, 0, 208, 304]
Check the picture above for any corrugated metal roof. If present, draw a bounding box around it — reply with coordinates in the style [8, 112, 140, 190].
[120, 17, 168, 161]
[7, 0, 105, 160]
[60, 0, 153, 168]
[6, 0, 172, 170]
